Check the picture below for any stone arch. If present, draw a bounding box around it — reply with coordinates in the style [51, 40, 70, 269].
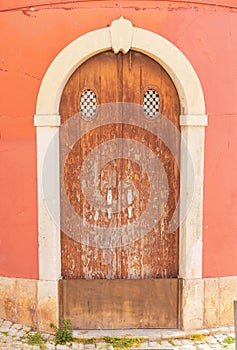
[36, 18, 205, 116]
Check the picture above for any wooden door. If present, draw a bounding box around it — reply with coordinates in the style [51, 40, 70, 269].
[59, 51, 180, 329]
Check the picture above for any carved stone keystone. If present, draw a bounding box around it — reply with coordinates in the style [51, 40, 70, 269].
[110, 17, 134, 54]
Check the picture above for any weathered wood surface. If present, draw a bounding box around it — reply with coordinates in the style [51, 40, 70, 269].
[59, 51, 180, 280]
[59, 279, 178, 329]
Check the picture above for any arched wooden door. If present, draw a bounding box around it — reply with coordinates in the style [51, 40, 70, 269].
[59, 51, 180, 329]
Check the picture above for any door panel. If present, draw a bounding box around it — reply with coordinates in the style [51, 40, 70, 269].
[59, 279, 178, 329]
[59, 51, 180, 328]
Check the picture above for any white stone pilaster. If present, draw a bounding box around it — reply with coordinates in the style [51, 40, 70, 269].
[35, 118, 61, 281]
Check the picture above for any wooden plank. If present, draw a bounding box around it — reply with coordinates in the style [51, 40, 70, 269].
[59, 279, 178, 329]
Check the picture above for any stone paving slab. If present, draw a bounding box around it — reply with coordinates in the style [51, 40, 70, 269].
[0, 318, 235, 349]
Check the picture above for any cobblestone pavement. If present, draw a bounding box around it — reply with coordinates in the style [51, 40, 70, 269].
[0, 318, 235, 349]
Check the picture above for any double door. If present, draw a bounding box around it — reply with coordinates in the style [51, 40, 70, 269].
[59, 51, 180, 329]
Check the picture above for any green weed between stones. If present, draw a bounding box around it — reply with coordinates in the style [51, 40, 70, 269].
[223, 335, 235, 345]
[73, 337, 97, 345]
[50, 318, 73, 345]
[1, 331, 9, 336]
[73, 336, 143, 348]
[103, 336, 142, 349]
[27, 332, 47, 349]
[189, 334, 206, 342]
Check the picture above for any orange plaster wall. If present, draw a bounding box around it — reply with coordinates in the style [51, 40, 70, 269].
[0, 1, 237, 278]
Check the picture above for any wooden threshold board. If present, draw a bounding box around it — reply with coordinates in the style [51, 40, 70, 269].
[59, 279, 178, 329]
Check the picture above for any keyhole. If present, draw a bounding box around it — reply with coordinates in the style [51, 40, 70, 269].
[128, 206, 133, 219]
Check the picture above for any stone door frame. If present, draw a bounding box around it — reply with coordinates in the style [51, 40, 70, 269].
[34, 17, 208, 329]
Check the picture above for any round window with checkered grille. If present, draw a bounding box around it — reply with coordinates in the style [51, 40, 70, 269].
[80, 89, 97, 119]
[143, 89, 160, 119]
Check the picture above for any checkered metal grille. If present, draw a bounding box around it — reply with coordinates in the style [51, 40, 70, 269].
[143, 89, 160, 118]
[80, 89, 97, 119]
